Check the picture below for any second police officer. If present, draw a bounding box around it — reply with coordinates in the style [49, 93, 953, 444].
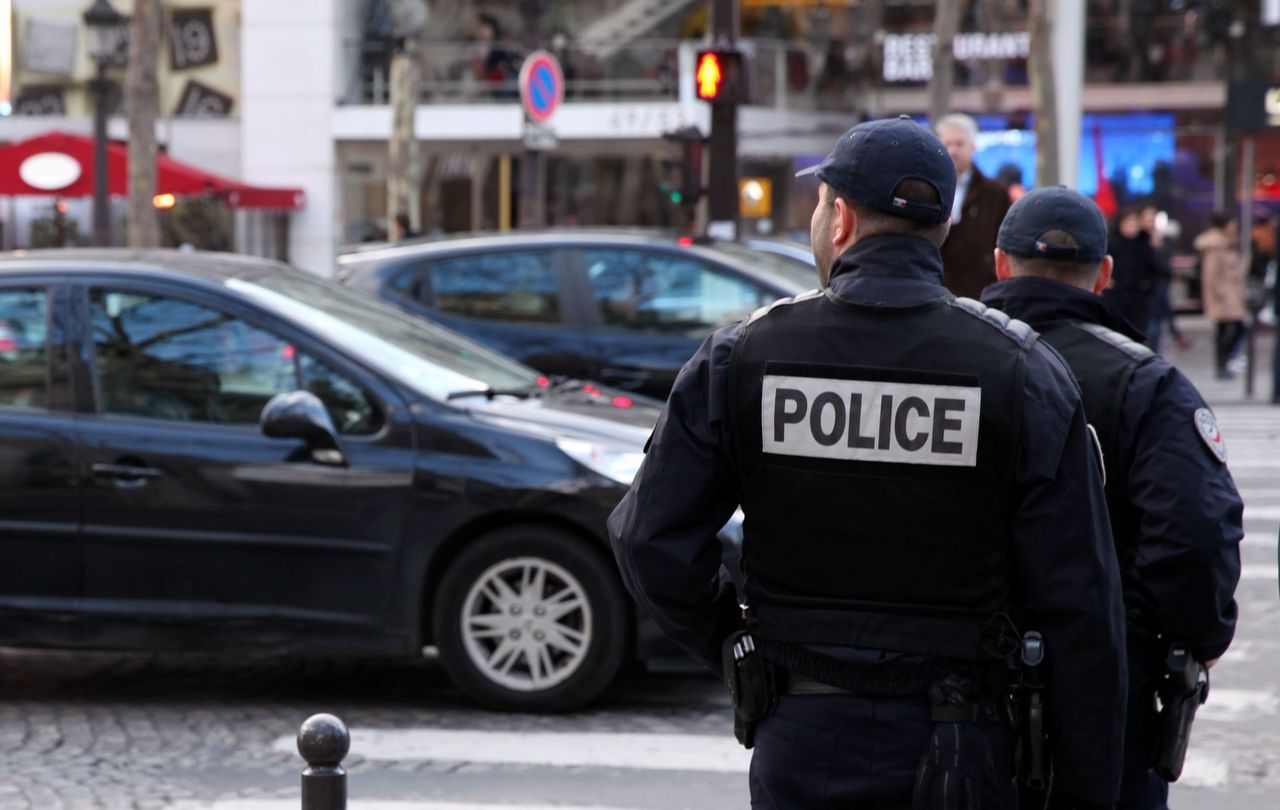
[609, 117, 1127, 809]
[981, 187, 1244, 810]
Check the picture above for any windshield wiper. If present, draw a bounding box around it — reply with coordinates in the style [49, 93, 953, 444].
[445, 376, 586, 402]
[445, 386, 539, 401]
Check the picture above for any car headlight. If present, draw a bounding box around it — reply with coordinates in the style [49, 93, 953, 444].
[556, 438, 645, 485]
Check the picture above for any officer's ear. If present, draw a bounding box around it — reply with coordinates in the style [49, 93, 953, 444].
[994, 248, 1013, 280]
[833, 194, 856, 246]
[1092, 255, 1114, 295]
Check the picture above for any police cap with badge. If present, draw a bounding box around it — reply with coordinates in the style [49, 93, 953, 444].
[996, 185, 1109, 264]
[796, 114, 956, 225]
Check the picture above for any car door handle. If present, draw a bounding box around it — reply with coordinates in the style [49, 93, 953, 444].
[92, 463, 165, 481]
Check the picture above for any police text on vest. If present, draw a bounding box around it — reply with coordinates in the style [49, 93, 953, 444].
[762, 375, 981, 466]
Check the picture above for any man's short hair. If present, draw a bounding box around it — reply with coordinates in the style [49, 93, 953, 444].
[826, 180, 951, 247]
[936, 113, 979, 142]
[1007, 229, 1101, 282]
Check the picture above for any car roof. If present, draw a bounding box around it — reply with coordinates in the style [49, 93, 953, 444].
[0, 248, 291, 283]
[337, 228, 712, 265]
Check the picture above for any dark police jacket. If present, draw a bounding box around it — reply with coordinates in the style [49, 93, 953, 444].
[982, 276, 1243, 674]
[610, 235, 1127, 805]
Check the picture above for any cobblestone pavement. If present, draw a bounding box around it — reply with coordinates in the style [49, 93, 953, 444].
[1, 319, 1277, 810]
[0, 651, 735, 809]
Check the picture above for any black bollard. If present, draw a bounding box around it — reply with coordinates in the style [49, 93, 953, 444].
[298, 713, 350, 810]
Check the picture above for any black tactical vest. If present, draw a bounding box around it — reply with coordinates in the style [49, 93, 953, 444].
[1035, 320, 1153, 567]
[729, 291, 1037, 659]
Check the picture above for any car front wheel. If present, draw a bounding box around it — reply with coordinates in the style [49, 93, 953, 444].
[432, 526, 629, 711]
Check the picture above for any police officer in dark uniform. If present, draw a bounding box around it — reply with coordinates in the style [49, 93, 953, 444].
[609, 118, 1127, 809]
[981, 187, 1244, 810]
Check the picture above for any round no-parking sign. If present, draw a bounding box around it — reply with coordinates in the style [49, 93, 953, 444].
[519, 50, 564, 124]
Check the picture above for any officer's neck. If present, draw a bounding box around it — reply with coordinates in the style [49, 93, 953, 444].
[830, 234, 945, 284]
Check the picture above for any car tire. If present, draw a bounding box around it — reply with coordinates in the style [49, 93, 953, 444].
[432, 526, 629, 712]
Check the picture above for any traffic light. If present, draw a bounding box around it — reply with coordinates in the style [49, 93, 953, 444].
[694, 49, 746, 104]
[661, 127, 705, 207]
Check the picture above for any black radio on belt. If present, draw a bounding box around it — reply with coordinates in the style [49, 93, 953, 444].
[723, 630, 773, 749]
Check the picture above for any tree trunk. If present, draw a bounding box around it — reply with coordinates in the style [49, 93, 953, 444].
[1028, 0, 1059, 186]
[387, 44, 421, 240]
[977, 0, 1005, 112]
[927, 0, 962, 126]
[125, 0, 161, 248]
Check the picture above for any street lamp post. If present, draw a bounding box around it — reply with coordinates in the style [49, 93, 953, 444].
[83, 0, 123, 247]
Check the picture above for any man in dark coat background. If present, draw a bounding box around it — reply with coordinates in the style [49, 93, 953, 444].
[936, 113, 1012, 299]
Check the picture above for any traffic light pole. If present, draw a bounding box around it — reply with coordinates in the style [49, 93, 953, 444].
[706, 0, 739, 240]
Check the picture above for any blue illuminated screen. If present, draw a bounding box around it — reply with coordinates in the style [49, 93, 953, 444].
[970, 113, 1176, 196]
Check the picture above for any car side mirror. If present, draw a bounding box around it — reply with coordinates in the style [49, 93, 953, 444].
[261, 391, 346, 466]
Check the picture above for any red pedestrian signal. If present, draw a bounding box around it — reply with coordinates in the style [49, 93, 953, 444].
[694, 49, 744, 104]
[696, 52, 723, 100]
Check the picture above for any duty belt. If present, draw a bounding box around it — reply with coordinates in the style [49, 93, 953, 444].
[766, 641, 986, 698]
[751, 604, 1019, 661]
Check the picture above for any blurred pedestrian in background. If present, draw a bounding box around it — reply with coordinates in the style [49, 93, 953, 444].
[1195, 214, 1246, 380]
[1141, 204, 1188, 353]
[935, 113, 1011, 299]
[996, 162, 1028, 204]
[472, 13, 517, 98]
[1104, 207, 1159, 338]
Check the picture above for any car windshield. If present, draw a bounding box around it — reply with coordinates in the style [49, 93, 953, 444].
[227, 272, 539, 400]
[707, 242, 818, 290]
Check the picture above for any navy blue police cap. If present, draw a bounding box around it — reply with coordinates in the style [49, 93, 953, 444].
[795, 115, 956, 225]
[996, 186, 1108, 263]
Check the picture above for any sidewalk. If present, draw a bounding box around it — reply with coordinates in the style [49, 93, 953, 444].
[1156, 315, 1276, 407]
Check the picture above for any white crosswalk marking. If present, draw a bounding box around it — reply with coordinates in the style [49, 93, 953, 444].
[167, 798, 637, 803]
[270, 729, 751, 773]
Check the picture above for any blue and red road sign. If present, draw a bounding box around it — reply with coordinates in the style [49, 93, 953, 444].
[519, 51, 564, 125]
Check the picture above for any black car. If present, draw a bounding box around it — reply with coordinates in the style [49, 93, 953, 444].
[0, 249, 733, 711]
[337, 231, 814, 400]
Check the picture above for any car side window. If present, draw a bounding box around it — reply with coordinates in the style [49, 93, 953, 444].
[299, 354, 384, 436]
[0, 288, 49, 410]
[582, 249, 773, 337]
[427, 251, 560, 324]
[90, 290, 297, 425]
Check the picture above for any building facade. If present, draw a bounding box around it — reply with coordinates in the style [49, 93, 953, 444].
[2, 0, 1278, 273]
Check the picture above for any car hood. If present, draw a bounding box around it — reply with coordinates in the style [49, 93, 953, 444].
[458, 385, 660, 449]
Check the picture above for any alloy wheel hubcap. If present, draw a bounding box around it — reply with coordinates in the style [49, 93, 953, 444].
[460, 556, 592, 692]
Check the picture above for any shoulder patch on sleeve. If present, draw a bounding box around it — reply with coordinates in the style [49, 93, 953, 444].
[1194, 407, 1227, 463]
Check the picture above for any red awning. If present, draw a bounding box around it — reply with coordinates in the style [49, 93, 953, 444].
[0, 131, 304, 211]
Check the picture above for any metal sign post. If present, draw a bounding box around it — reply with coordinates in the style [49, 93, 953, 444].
[518, 50, 563, 229]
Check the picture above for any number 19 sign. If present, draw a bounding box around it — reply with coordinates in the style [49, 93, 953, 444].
[519, 51, 564, 124]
